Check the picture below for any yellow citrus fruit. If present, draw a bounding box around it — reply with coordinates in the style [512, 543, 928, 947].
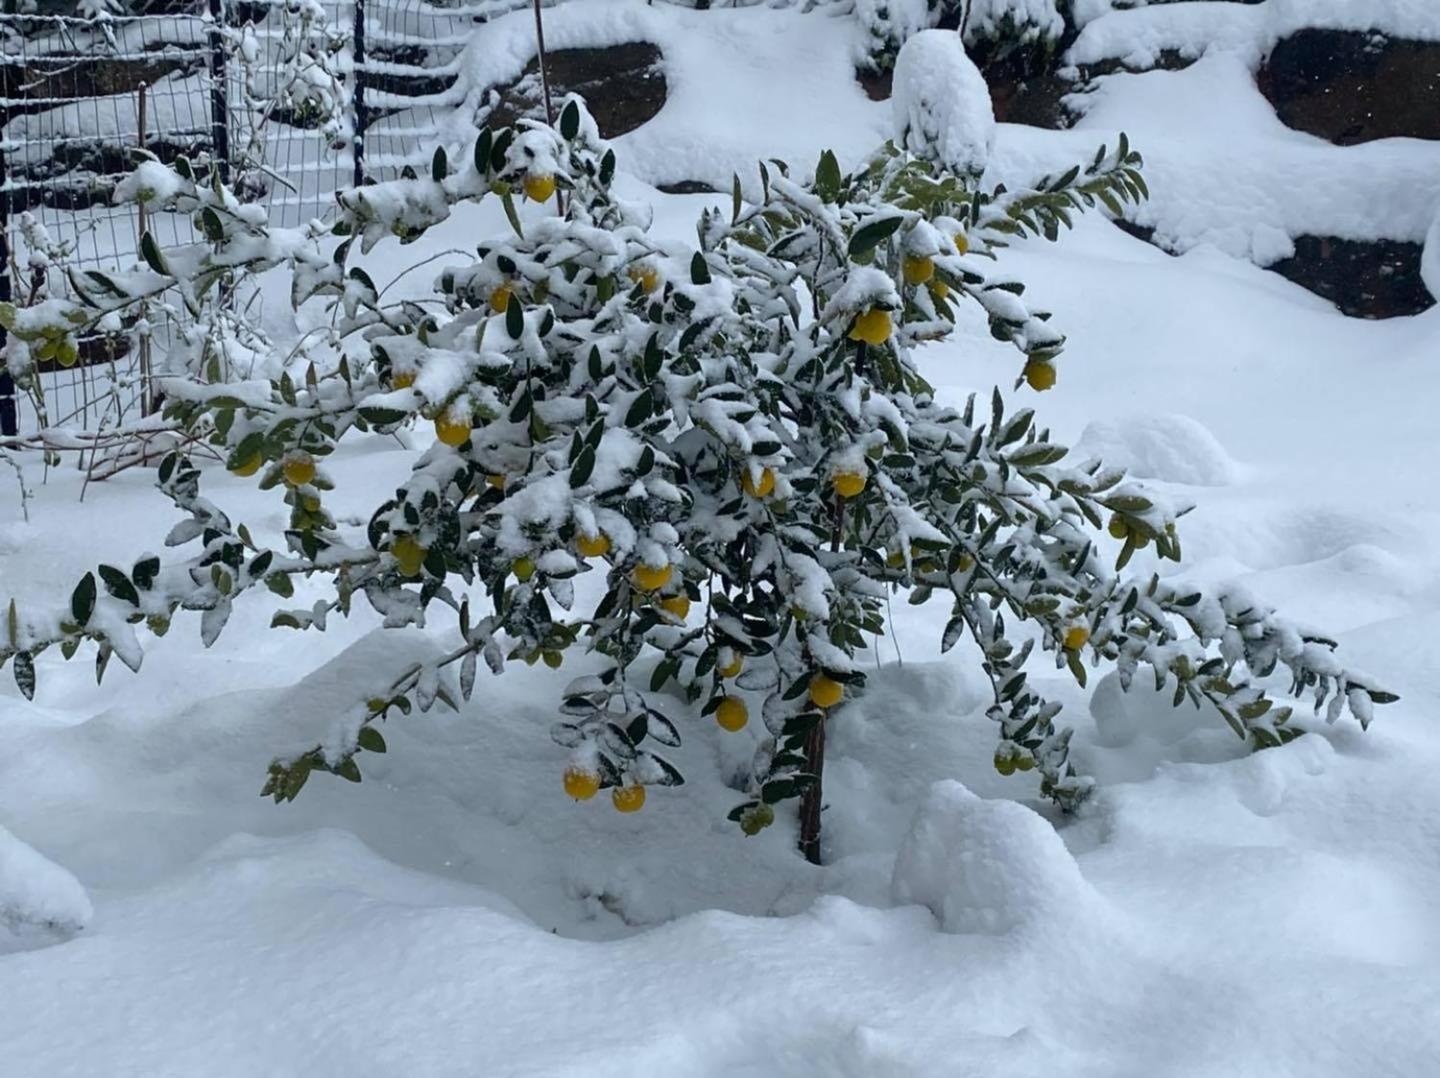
[229, 453, 262, 478]
[631, 563, 673, 592]
[543, 651, 563, 669]
[490, 285, 513, 313]
[628, 265, 659, 293]
[848, 308, 892, 346]
[392, 369, 416, 389]
[435, 410, 471, 447]
[659, 595, 692, 620]
[612, 784, 646, 813]
[954, 231, 970, 256]
[832, 471, 866, 499]
[886, 550, 905, 568]
[486, 473, 507, 490]
[740, 467, 775, 498]
[956, 553, 975, 572]
[1063, 626, 1090, 651]
[994, 751, 1016, 777]
[513, 557, 536, 582]
[282, 453, 316, 487]
[563, 766, 600, 801]
[808, 674, 844, 709]
[930, 280, 950, 301]
[523, 173, 557, 203]
[1108, 516, 1129, 540]
[1016, 755, 1036, 772]
[576, 532, 611, 558]
[392, 534, 427, 577]
[717, 654, 743, 680]
[1024, 360, 1056, 392]
[903, 255, 935, 285]
[715, 697, 748, 732]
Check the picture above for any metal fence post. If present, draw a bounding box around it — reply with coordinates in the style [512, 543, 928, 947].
[209, 0, 230, 183]
[0, 125, 15, 438]
[353, 0, 367, 188]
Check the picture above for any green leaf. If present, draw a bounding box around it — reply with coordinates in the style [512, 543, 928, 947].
[848, 215, 903, 259]
[97, 565, 140, 606]
[432, 146, 448, 183]
[200, 207, 224, 242]
[559, 99, 580, 140]
[71, 572, 97, 626]
[132, 556, 161, 590]
[501, 191, 525, 240]
[357, 726, 387, 753]
[140, 231, 168, 275]
[265, 572, 295, 598]
[505, 292, 525, 338]
[814, 150, 842, 203]
[690, 252, 711, 285]
[625, 388, 653, 428]
[473, 128, 493, 176]
[570, 446, 596, 488]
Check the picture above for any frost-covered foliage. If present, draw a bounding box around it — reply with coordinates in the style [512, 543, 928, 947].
[892, 30, 995, 180]
[854, 0, 936, 72]
[0, 97, 1394, 860]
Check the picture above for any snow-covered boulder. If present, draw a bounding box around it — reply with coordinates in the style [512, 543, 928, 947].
[0, 825, 92, 945]
[891, 780, 1096, 934]
[892, 30, 996, 179]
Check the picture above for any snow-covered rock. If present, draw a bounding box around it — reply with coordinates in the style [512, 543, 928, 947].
[891, 780, 1097, 934]
[892, 30, 995, 179]
[0, 825, 92, 945]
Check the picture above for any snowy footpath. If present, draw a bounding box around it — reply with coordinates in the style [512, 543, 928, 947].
[2, 3, 1439, 1075]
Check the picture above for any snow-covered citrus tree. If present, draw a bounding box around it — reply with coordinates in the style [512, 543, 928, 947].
[0, 33, 1392, 863]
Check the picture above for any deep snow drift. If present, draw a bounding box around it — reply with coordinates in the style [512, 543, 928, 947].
[2, 3, 1439, 1075]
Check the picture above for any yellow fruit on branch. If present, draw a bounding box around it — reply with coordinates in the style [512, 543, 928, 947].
[930, 280, 950, 301]
[513, 557, 536, 582]
[808, 674, 844, 709]
[486, 473, 507, 490]
[392, 534, 427, 578]
[631, 563, 673, 592]
[576, 532, 611, 558]
[391, 369, 416, 389]
[1023, 360, 1056, 392]
[281, 453, 316, 487]
[435, 410, 472, 447]
[611, 784, 646, 813]
[659, 595, 692, 621]
[717, 653, 743, 680]
[489, 285, 513, 313]
[994, 750, 1017, 776]
[715, 697, 748, 732]
[903, 255, 935, 285]
[229, 452, 263, 478]
[628, 265, 659, 293]
[831, 470, 867, 499]
[848, 308, 892, 346]
[563, 766, 600, 801]
[1063, 626, 1090, 651]
[740, 802, 775, 836]
[740, 466, 776, 498]
[523, 173, 557, 203]
[1015, 755, 1036, 772]
[953, 231, 970, 256]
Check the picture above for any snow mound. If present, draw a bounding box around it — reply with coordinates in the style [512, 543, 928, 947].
[0, 824, 91, 945]
[891, 780, 1097, 934]
[1424, 212, 1440, 302]
[1087, 669, 1228, 750]
[1074, 413, 1244, 486]
[892, 30, 995, 178]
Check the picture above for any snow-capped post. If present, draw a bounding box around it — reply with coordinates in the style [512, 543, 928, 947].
[208, 0, 230, 184]
[353, 0, 368, 188]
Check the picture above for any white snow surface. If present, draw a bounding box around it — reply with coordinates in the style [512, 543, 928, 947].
[4, 4, 1440, 1075]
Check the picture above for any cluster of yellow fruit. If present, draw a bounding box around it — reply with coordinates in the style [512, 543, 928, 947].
[562, 765, 646, 813]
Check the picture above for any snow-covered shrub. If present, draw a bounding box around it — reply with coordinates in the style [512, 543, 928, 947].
[0, 95, 1393, 862]
[962, 0, 1069, 80]
[854, 0, 936, 72]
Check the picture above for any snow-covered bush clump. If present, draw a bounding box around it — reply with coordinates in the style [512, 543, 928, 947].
[892, 29, 996, 179]
[0, 82, 1393, 863]
[0, 825, 92, 945]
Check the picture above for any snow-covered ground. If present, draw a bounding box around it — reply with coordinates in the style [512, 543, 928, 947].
[2, 3, 1439, 1074]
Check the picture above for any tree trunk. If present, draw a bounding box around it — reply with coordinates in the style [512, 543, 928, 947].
[798, 715, 826, 864]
